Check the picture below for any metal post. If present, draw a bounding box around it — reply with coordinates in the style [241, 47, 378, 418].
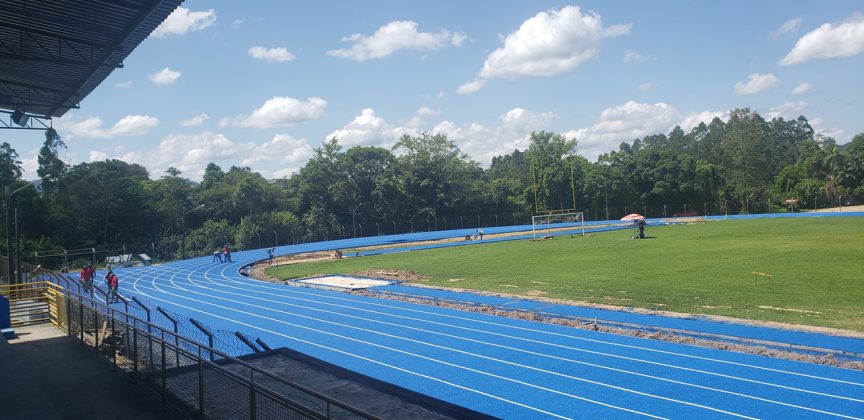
[181, 205, 186, 260]
[198, 360, 205, 418]
[132, 328, 138, 382]
[161, 340, 167, 408]
[79, 300, 85, 344]
[250, 370, 257, 420]
[5, 186, 12, 283]
[111, 315, 117, 367]
[14, 208, 19, 283]
[66, 293, 72, 337]
[94, 310, 99, 351]
[604, 181, 609, 221]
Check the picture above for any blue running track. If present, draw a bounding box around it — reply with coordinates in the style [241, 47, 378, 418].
[91, 215, 863, 419]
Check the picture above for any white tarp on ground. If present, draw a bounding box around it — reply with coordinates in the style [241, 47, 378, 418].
[296, 275, 391, 289]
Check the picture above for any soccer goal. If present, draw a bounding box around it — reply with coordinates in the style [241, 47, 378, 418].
[532, 211, 584, 240]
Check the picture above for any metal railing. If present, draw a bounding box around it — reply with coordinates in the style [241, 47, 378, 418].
[0, 281, 63, 327]
[5, 281, 380, 420]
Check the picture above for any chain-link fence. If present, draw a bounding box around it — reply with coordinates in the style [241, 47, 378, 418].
[58, 287, 379, 419]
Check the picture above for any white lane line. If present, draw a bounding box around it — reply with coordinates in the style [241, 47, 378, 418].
[164, 272, 864, 413]
[148, 262, 864, 390]
[161, 268, 683, 418]
[227, 275, 864, 387]
[130, 273, 655, 419]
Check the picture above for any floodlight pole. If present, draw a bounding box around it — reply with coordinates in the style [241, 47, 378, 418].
[181, 204, 204, 260]
[5, 182, 39, 284]
[5, 187, 11, 283]
[604, 181, 609, 221]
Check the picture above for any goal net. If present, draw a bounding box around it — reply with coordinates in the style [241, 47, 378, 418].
[531, 211, 584, 240]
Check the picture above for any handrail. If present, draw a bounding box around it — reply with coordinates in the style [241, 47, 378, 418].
[44, 280, 381, 419]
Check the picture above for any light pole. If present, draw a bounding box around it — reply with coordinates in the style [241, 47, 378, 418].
[352, 203, 362, 238]
[5, 181, 39, 284]
[181, 204, 204, 260]
[274, 230, 278, 247]
[604, 180, 609, 221]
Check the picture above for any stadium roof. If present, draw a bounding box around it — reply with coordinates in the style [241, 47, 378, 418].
[0, 0, 184, 120]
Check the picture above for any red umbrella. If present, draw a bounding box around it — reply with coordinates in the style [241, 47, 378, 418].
[620, 213, 645, 221]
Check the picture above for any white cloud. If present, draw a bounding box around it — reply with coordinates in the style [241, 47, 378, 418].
[114, 81, 132, 88]
[248, 46, 296, 62]
[623, 50, 649, 63]
[766, 101, 808, 120]
[83, 131, 315, 181]
[432, 107, 557, 164]
[563, 101, 679, 160]
[151, 132, 255, 179]
[89, 150, 108, 162]
[234, 96, 327, 129]
[149, 67, 182, 85]
[477, 6, 629, 80]
[678, 110, 728, 132]
[327, 20, 465, 61]
[232, 19, 245, 29]
[771, 17, 802, 38]
[457, 78, 487, 95]
[451, 32, 468, 47]
[780, 14, 864, 65]
[637, 82, 653, 92]
[733, 73, 781, 95]
[179, 113, 209, 127]
[152, 7, 216, 37]
[406, 107, 441, 128]
[20, 151, 39, 178]
[326, 108, 413, 147]
[817, 127, 844, 140]
[240, 134, 315, 172]
[59, 115, 159, 139]
[792, 82, 813, 95]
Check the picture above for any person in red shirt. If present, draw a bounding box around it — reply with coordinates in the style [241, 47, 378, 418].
[104, 270, 119, 303]
[80, 264, 93, 292]
[222, 245, 232, 263]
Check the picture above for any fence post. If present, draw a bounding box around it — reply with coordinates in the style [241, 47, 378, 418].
[161, 340, 167, 409]
[190, 318, 214, 362]
[111, 314, 117, 368]
[132, 328, 138, 383]
[66, 293, 72, 338]
[94, 310, 99, 351]
[249, 370, 257, 420]
[79, 300, 84, 345]
[198, 359, 205, 419]
[156, 306, 179, 367]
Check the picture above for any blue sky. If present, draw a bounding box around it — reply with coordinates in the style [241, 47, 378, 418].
[9, 1, 864, 180]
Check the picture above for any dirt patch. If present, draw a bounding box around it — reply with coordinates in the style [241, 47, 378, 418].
[758, 305, 825, 315]
[351, 269, 428, 282]
[351, 289, 863, 370]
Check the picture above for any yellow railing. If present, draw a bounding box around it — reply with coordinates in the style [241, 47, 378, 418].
[0, 281, 65, 328]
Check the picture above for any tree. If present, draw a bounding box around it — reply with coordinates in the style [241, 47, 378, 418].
[392, 132, 481, 227]
[37, 128, 67, 194]
[526, 131, 578, 212]
[0, 142, 22, 186]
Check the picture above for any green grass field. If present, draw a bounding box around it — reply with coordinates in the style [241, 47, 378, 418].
[267, 217, 864, 332]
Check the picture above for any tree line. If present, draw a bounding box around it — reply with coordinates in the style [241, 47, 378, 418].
[1, 107, 862, 266]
